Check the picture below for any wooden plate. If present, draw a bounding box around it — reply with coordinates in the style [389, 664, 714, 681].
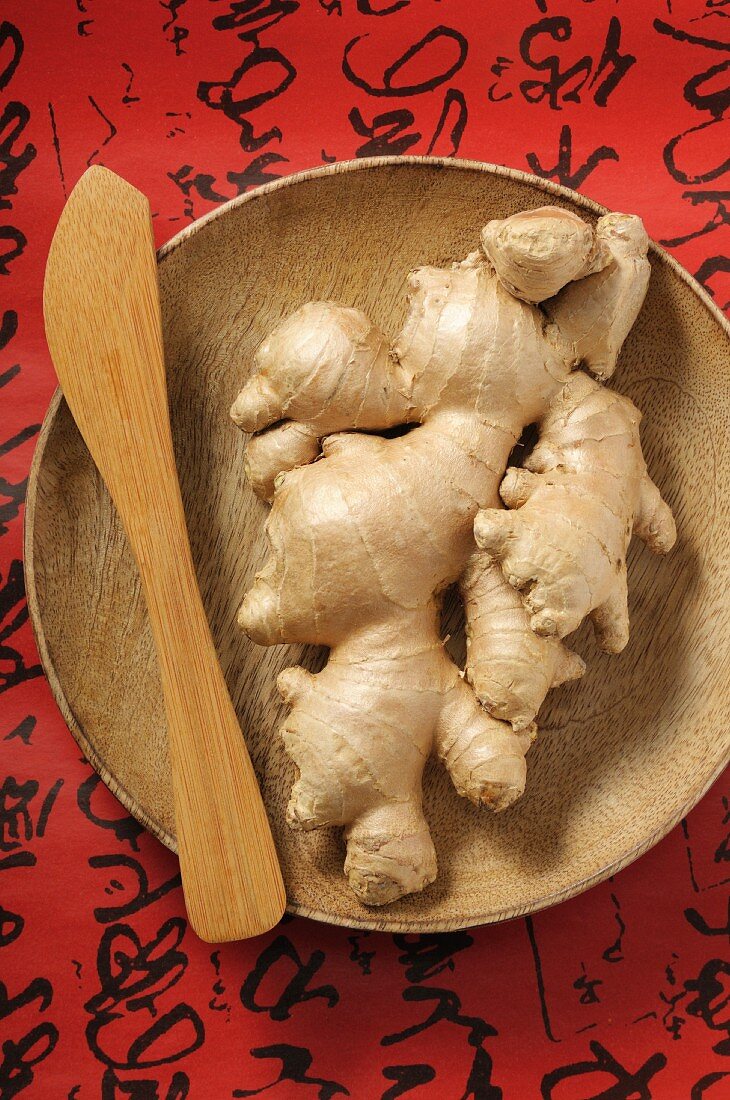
[25, 158, 730, 932]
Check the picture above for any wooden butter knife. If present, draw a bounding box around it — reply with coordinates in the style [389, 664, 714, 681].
[43, 166, 286, 942]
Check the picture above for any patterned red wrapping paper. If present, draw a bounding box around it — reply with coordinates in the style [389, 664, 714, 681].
[1, 2, 729, 1097]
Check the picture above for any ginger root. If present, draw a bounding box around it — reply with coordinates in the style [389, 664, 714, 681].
[231, 302, 412, 501]
[230, 205, 675, 905]
[461, 553, 586, 732]
[475, 371, 676, 651]
[480, 206, 609, 303]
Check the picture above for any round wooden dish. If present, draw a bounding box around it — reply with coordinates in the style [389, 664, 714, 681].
[25, 158, 730, 932]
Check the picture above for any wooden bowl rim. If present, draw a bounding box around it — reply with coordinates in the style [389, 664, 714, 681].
[24, 156, 730, 931]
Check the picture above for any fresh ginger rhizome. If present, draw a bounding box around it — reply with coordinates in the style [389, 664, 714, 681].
[230, 207, 675, 906]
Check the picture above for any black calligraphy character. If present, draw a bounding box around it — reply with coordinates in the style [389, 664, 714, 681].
[527, 124, 618, 189]
[0, 1022, 58, 1099]
[75, 0, 93, 37]
[101, 1068, 190, 1099]
[655, 31, 730, 287]
[382, 987, 501, 1097]
[120, 62, 139, 106]
[0, 224, 25, 275]
[170, 1, 300, 207]
[1, 421, 40, 536]
[0, 99, 37, 212]
[198, 45, 294, 153]
[589, 16, 637, 107]
[89, 854, 181, 922]
[381, 1064, 435, 1099]
[350, 87, 466, 159]
[240, 935, 339, 1021]
[357, 0, 410, 15]
[695, 255, 730, 311]
[573, 963, 603, 1006]
[426, 88, 467, 157]
[212, 0, 300, 38]
[655, 19, 730, 187]
[462, 1045, 502, 1100]
[349, 107, 420, 157]
[170, 152, 289, 205]
[685, 958, 730, 1055]
[78, 774, 145, 850]
[0, 977, 57, 1099]
[0, 560, 43, 696]
[715, 796, 730, 863]
[685, 896, 730, 938]
[692, 1071, 730, 1099]
[0, 903, 23, 946]
[4, 716, 35, 746]
[0, 775, 61, 868]
[392, 932, 474, 983]
[663, 67, 730, 186]
[0, 22, 23, 93]
[85, 920, 204, 1070]
[520, 16, 634, 110]
[0, 776, 36, 852]
[86, 94, 117, 166]
[233, 1044, 349, 1098]
[0, 308, 18, 355]
[92, 1005, 204, 1071]
[526, 915, 559, 1043]
[520, 18, 592, 108]
[659, 954, 686, 1041]
[541, 1040, 666, 1099]
[0, 976, 52, 1020]
[209, 950, 231, 1016]
[226, 151, 291, 195]
[87, 920, 187, 1019]
[602, 892, 625, 963]
[661, 191, 730, 249]
[388, 936, 503, 1094]
[160, 0, 190, 55]
[169, 148, 286, 204]
[347, 932, 375, 975]
[343, 26, 468, 97]
[654, 14, 730, 55]
[488, 56, 513, 102]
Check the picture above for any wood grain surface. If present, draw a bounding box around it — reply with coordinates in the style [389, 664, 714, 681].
[41, 166, 285, 941]
[25, 158, 730, 932]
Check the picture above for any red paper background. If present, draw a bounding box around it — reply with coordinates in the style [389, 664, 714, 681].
[1, 2, 729, 1097]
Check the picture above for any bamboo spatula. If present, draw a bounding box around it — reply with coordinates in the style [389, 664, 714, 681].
[43, 166, 286, 942]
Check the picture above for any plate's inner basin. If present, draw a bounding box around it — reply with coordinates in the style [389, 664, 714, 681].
[30, 162, 729, 930]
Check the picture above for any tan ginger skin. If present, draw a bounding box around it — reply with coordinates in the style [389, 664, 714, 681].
[230, 206, 676, 906]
